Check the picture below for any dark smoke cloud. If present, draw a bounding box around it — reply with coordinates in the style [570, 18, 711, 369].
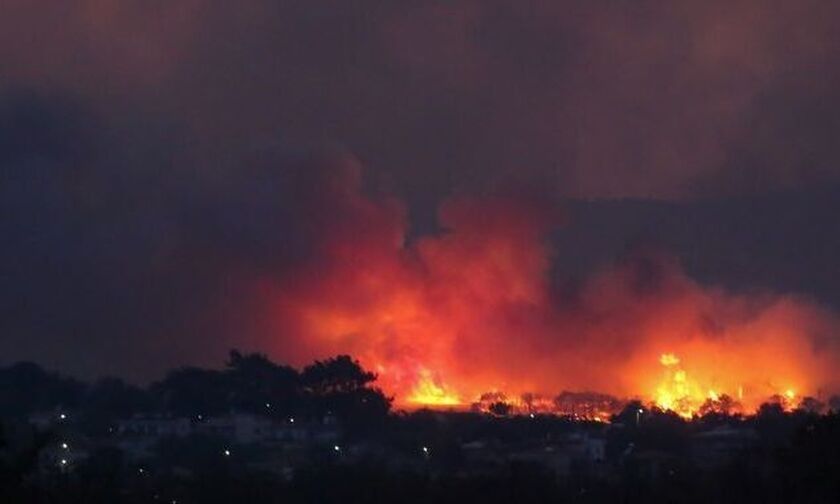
[0, 88, 370, 378]
[3, 1, 840, 200]
[2, 1, 840, 381]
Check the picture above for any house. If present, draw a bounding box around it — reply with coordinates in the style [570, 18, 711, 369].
[690, 425, 759, 469]
[117, 414, 191, 438]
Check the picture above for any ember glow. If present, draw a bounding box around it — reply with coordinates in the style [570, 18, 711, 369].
[653, 352, 746, 418]
[647, 346, 806, 418]
[406, 369, 461, 406]
[263, 166, 840, 417]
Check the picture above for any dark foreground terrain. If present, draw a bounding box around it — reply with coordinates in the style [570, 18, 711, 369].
[2, 352, 839, 503]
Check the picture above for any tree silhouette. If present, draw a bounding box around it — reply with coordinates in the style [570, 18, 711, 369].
[698, 393, 740, 417]
[301, 355, 390, 430]
[612, 400, 646, 426]
[0, 362, 85, 417]
[488, 401, 512, 417]
[225, 350, 300, 415]
[150, 367, 229, 416]
[520, 392, 536, 413]
[301, 355, 376, 395]
[797, 396, 825, 414]
[85, 377, 151, 418]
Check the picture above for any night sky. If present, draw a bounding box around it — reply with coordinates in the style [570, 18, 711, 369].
[3, 1, 840, 384]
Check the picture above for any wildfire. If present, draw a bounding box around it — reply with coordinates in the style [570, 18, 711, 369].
[651, 352, 804, 418]
[659, 353, 680, 367]
[654, 352, 708, 417]
[394, 352, 814, 418]
[406, 369, 461, 407]
[263, 177, 840, 417]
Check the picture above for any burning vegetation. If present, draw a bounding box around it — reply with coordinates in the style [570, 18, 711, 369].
[259, 164, 840, 420]
[405, 348, 820, 420]
[463, 391, 623, 422]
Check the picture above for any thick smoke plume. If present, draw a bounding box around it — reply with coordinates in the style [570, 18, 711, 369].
[255, 162, 840, 411]
[3, 0, 840, 404]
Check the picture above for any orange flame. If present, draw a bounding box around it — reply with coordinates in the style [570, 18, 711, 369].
[261, 182, 840, 414]
[406, 369, 461, 407]
[649, 351, 805, 417]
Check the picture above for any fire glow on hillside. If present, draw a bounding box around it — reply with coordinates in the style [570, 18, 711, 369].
[403, 349, 805, 419]
[262, 164, 840, 419]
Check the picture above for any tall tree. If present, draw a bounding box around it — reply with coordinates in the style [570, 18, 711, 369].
[301, 355, 376, 396]
[225, 350, 300, 415]
[150, 367, 229, 417]
[0, 362, 85, 417]
[301, 355, 390, 431]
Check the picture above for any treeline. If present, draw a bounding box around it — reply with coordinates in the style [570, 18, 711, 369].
[0, 351, 391, 431]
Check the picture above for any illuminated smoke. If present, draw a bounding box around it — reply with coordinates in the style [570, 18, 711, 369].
[259, 164, 840, 415]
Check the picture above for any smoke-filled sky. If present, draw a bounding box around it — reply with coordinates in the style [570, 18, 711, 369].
[3, 1, 840, 399]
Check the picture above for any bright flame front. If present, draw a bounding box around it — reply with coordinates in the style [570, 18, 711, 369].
[652, 352, 801, 417]
[406, 369, 461, 406]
